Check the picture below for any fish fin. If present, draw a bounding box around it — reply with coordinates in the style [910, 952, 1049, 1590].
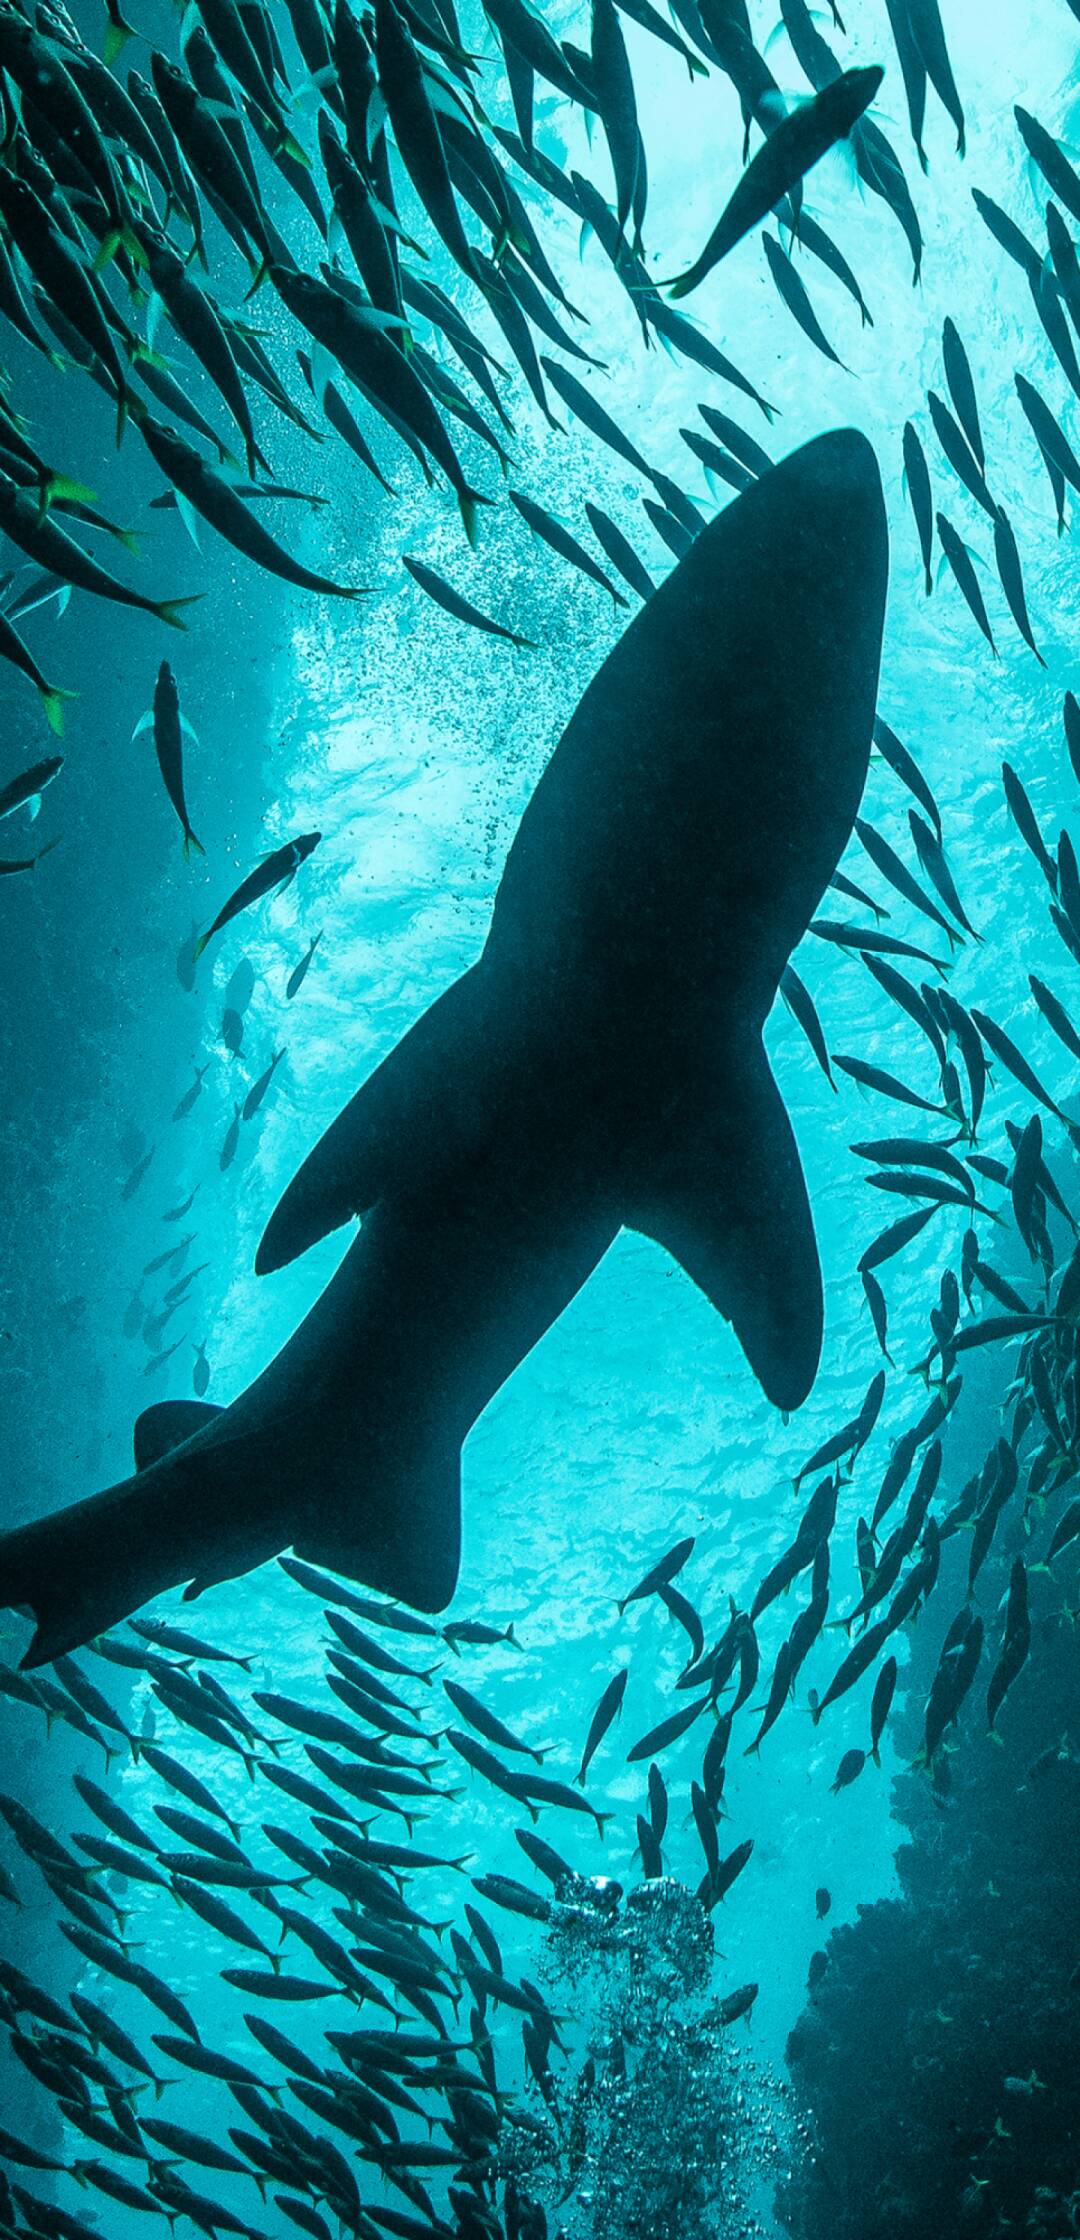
[133, 1401, 225, 1473]
[627, 1038, 823, 1412]
[182, 828, 205, 859]
[45, 473, 98, 508]
[459, 487, 492, 548]
[256, 962, 488, 1274]
[93, 231, 122, 276]
[131, 711, 154, 740]
[244, 257, 273, 300]
[172, 494, 203, 551]
[307, 340, 337, 412]
[155, 594, 204, 630]
[103, 13, 133, 64]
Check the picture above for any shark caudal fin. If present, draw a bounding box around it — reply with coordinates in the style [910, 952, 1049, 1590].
[0, 1249, 466, 1664]
[256, 961, 491, 1275]
[629, 1038, 823, 1413]
[0, 1405, 285, 1667]
[0, 1481, 195, 1668]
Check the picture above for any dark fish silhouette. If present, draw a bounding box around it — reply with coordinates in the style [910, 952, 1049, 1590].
[133, 662, 203, 857]
[0, 754, 63, 821]
[193, 832, 321, 960]
[0, 431, 887, 1664]
[668, 66, 884, 296]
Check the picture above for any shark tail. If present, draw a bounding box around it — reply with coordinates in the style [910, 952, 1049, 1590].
[0, 1402, 284, 1668]
[0, 1484, 193, 1668]
[0, 1276, 465, 1666]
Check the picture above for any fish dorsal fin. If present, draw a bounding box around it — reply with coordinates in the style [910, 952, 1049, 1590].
[627, 1036, 823, 1413]
[256, 962, 491, 1274]
[133, 1400, 224, 1471]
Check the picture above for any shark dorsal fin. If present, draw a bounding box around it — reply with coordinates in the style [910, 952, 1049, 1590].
[133, 1401, 224, 1471]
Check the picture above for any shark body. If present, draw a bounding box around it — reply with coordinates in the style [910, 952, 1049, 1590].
[0, 429, 888, 1664]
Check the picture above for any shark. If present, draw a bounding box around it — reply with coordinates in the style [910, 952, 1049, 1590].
[0, 428, 888, 1666]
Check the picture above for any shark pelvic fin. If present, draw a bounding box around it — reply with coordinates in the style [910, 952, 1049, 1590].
[629, 1040, 823, 1414]
[292, 1427, 462, 1614]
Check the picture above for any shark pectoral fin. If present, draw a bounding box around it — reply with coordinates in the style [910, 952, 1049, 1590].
[632, 1046, 823, 1413]
[133, 1400, 225, 1470]
[256, 961, 490, 1276]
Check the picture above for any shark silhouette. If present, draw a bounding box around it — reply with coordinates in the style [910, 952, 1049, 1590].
[0, 429, 887, 1665]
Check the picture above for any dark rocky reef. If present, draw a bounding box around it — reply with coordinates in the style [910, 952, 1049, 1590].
[780, 1504, 1080, 2240]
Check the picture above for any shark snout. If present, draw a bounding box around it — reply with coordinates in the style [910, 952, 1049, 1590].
[775, 425, 885, 539]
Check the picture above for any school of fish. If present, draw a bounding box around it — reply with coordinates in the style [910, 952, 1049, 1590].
[2, 0, 1080, 2230]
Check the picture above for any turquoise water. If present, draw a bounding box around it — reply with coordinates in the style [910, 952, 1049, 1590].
[2, 0, 1080, 2233]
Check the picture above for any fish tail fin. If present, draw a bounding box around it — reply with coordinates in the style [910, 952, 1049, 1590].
[192, 932, 210, 960]
[182, 829, 206, 861]
[41, 687, 75, 738]
[44, 472, 99, 508]
[155, 595, 204, 631]
[459, 487, 492, 548]
[93, 231, 123, 276]
[103, 11, 134, 63]
[244, 257, 273, 300]
[122, 226, 149, 272]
